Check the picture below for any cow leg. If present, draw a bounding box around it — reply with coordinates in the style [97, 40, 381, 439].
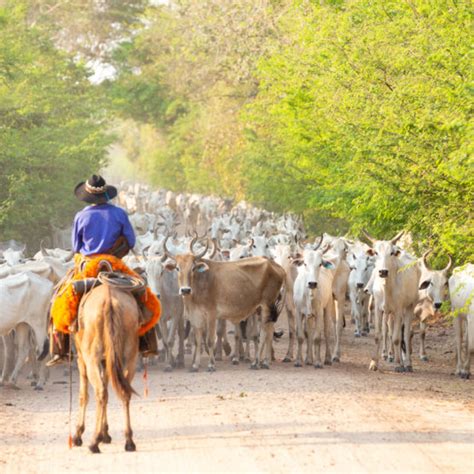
[159, 319, 172, 372]
[392, 316, 404, 372]
[191, 327, 203, 372]
[231, 323, 241, 365]
[259, 307, 273, 369]
[332, 296, 344, 362]
[313, 309, 324, 369]
[73, 353, 88, 447]
[403, 313, 414, 372]
[167, 315, 180, 370]
[248, 316, 260, 369]
[294, 310, 304, 368]
[177, 316, 185, 369]
[369, 306, 383, 371]
[419, 320, 428, 361]
[454, 316, 464, 376]
[283, 305, 295, 363]
[324, 301, 334, 365]
[1, 333, 15, 386]
[305, 315, 315, 366]
[206, 315, 217, 372]
[381, 312, 389, 361]
[221, 320, 231, 356]
[8, 324, 31, 387]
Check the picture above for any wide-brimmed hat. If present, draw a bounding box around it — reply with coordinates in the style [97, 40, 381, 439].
[74, 175, 118, 204]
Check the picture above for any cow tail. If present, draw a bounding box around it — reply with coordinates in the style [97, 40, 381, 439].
[103, 288, 137, 400]
[270, 284, 286, 323]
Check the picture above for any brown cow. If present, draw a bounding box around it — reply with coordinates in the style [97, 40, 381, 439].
[164, 236, 285, 371]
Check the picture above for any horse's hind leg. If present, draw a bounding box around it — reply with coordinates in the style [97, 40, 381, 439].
[86, 360, 106, 453]
[99, 386, 112, 444]
[123, 393, 135, 452]
[72, 355, 88, 447]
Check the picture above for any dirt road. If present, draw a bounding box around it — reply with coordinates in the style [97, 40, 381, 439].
[1, 323, 473, 474]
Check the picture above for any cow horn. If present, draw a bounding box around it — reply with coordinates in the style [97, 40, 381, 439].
[209, 238, 218, 259]
[163, 235, 174, 260]
[40, 240, 50, 257]
[443, 254, 453, 273]
[142, 245, 150, 262]
[191, 237, 209, 260]
[362, 229, 376, 244]
[422, 250, 432, 271]
[390, 230, 405, 244]
[313, 234, 324, 251]
[188, 232, 198, 252]
[248, 238, 254, 249]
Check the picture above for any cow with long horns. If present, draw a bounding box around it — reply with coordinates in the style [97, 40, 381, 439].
[163, 234, 286, 371]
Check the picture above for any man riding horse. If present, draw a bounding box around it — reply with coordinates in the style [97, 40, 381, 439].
[48, 175, 160, 366]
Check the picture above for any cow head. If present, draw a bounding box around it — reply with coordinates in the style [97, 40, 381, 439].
[419, 251, 452, 310]
[363, 230, 404, 279]
[292, 235, 334, 289]
[349, 251, 375, 289]
[163, 233, 209, 297]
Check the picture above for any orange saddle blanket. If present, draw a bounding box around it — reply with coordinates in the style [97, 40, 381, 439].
[51, 254, 161, 336]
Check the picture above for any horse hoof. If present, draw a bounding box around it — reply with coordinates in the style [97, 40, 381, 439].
[420, 355, 428, 362]
[405, 365, 413, 373]
[395, 366, 405, 373]
[34, 385, 44, 391]
[332, 356, 340, 363]
[102, 434, 112, 444]
[89, 444, 101, 454]
[164, 366, 172, 373]
[282, 357, 291, 363]
[314, 363, 323, 369]
[207, 366, 216, 373]
[72, 436, 82, 447]
[189, 367, 199, 373]
[125, 440, 136, 452]
[231, 359, 239, 365]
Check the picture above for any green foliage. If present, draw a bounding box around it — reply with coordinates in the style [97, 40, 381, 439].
[109, 0, 472, 263]
[0, 3, 111, 250]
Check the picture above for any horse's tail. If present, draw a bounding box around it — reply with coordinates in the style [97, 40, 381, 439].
[103, 287, 137, 400]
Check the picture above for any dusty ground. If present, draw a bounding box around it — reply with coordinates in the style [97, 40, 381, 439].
[0, 319, 473, 474]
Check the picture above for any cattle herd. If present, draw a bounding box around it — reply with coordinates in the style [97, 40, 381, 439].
[0, 181, 473, 392]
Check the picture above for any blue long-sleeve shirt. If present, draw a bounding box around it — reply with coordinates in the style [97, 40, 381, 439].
[72, 203, 136, 256]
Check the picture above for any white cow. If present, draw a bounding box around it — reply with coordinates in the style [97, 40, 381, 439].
[364, 231, 420, 372]
[293, 240, 336, 368]
[347, 243, 375, 337]
[0, 272, 53, 388]
[449, 263, 474, 379]
[416, 251, 452, 361]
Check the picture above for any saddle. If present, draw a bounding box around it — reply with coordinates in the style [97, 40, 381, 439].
[72, 272, 146, 296]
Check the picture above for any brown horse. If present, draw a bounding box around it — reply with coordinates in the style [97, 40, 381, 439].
[72, 284, 139, 453]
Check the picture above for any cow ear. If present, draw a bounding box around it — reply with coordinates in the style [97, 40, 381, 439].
[165, 262, 176, 271]
[419, 280, 431, 290]
[195, 262, 209, 273]
[322, 260, 335, 269]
